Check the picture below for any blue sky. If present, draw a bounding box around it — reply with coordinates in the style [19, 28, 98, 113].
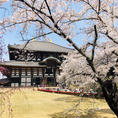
[0, 0, 88, 61]
[0, 1, 72, 60]
[0, 0, 114, 62]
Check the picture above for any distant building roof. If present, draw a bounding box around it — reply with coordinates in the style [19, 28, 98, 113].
[8, 41, 74, 53]
[0, 61, 46, 67]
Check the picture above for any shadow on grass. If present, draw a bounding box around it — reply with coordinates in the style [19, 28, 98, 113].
[53, 96, 116, 118]
[79, 108, 115, 118]
[97, 108, 115, 115]
[53, 95, 101, 103]
[50, 108, 116, 118]
[53, 96, 81, 103]
[50, 112, 78, 118]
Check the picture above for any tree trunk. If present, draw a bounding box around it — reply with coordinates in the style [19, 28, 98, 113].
[99, 80, 118, 117]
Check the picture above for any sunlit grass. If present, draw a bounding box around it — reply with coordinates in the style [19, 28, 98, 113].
[0, 88, 116, 118]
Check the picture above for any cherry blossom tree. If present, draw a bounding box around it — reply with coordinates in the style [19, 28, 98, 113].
[0, 0, 9, 61]
[0, 0, 118, 116]
[57, 41, 118, 94]
[0, 39, 5, 61]
[0, 0, 9, 74]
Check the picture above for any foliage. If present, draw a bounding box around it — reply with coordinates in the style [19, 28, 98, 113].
[0, 66, 10, 76]
[57, 41, 118, 91]
[0, 39, 5, 61]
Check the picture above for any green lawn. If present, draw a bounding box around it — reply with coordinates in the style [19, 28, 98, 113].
[0, 88, 116, 118]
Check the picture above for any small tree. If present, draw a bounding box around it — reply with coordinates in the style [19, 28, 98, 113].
[0, 66, 10, 77]
[0, 0, 118, 116]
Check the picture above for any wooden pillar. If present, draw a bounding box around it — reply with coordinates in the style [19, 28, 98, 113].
[42, 68, 44, 86]
[42, 68, 45, 78]
[31, 68, 33, 86]
[53, 68, 56, 86]
[25, 51, 27, 60]
[37, 68, 39, 76]
[19, 68, 22, 86]
[40, 53, 44, 61]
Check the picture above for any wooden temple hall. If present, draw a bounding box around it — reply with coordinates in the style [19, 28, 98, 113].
[0, 41, 73, 87]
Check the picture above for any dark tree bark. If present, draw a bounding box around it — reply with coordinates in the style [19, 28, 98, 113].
[98, 66, 118, 117]
[100, 80, 118, 117]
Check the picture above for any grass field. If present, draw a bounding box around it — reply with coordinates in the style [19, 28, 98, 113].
[0, 88, 116, 118]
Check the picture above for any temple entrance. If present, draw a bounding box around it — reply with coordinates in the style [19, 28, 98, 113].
[31, 77, 42, 86]
[47, 77, 55, 86]
[11, 77, 21, 87]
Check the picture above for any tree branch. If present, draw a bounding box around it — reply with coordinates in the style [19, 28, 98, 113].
[1, 19, 44, 30]
[44, 0, 55, 23]
[83, 0, 104, 24]
[22, 32, 53, 49]
[112, 50, 118, 56]
[106, 33, 118, 44]
[91, 25, 98, 61]
[69, 18, 99, 24]
[16, 0, 51, 21]
[98, 0, 101, 15]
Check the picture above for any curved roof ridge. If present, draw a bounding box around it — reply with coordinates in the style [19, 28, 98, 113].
[8, 40, 74, 53]
[41, 56, 61, 64]
[35, 40, 73, 50]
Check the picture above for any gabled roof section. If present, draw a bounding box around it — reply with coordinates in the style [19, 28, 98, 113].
[42, 56, 61, 63]
[8, 41, 74, 53]
[39, 56, 61, 65]
[0, 61, 46, 67]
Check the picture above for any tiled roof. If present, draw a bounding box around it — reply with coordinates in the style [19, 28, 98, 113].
[0, 61, 46, 67]
[8, 41, 74, 53]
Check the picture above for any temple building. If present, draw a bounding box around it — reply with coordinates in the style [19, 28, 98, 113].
[0, 41, 73, 87]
